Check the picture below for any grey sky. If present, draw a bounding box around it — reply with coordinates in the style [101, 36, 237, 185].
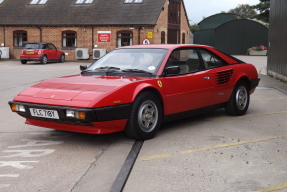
[183, 0, 260, 24]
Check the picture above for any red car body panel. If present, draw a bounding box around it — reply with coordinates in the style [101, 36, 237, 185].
[10, 44, 260, 135]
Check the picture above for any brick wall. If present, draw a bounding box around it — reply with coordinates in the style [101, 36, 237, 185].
[154, 0, 168, 44]
[180, 1, 191, 44]
[0, 0, 191, 60]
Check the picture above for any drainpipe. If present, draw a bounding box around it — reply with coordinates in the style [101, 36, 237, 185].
[138, 27, 141, 45]
[92, 26, 94, 49]
[36, 26, 42, 42]
[3, 26, 6, 46]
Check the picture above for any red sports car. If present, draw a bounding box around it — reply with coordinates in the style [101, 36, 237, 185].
[20, 43, 65, 64]
[9, 44, 260, 140]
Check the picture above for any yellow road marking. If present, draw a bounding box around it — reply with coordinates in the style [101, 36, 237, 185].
[248, 181, 287, 192]
[252, 97, 287, 101]
[179, 135, 287, 155]
[211, 111, 287, 121]
[139, 154, 172, 161]
[139, 135, 287, 161]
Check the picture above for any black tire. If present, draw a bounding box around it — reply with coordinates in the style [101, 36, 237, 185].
[40, 55, 48, 64]
[59, 54, 65, 63]
[125, 92, 162, 140]
[225, 80, 250, 116]
[20, 60, 27, 64]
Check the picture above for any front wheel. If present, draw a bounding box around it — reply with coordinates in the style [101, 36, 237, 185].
[40, 55, 48, 64]
[225, 80, 250, 116]
[59, 54, 65, 63]
[125, 92, 162, 140]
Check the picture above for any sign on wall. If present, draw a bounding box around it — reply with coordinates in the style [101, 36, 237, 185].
[98, 31, 111, 43]
[148, 32, 153, 39]
[142, 38, 151, 45]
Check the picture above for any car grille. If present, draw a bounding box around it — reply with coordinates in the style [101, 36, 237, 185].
[214, 69, 234, 85]
[22, 114, 94, 127]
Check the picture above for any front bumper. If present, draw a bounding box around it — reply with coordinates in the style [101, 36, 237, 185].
[8, 101, 131, 134]
[250, 78, 260, 90]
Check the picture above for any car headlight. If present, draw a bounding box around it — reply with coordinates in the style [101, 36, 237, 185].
[11, 104, 26, 112]
[66, 110, 86, 120]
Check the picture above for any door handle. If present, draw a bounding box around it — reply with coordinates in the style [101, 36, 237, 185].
[204, 77, 210, 80]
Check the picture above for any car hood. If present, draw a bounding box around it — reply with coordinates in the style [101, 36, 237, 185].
[16, 75, 152, 107]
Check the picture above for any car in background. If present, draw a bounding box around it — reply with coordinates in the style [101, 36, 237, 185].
[20, 43, 65, 64]
[9, 44, 260, 140]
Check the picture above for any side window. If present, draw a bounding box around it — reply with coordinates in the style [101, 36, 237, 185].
[166, 48, 203, 74]
[42, 44, 48, 49]
[48, 44, 56, 50]
[199, 49, 225, 69]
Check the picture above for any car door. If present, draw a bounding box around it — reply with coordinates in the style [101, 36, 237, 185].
[47, 43, 58, 60]
[198, 48, 234, 105]
[162, 48, 214, 115]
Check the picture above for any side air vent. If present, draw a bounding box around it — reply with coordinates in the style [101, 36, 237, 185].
[214, 69, 234, 85]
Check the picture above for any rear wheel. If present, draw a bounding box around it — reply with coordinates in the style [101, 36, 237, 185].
[40, 55, 48, 64]
[225, 80, 250, 116]
[125, 92, 162, 140]
[20, 60, 27, 64]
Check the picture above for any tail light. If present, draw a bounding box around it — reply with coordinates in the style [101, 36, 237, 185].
[38, 51, 42, 55]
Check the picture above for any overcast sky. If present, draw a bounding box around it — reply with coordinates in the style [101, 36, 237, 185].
[183, 0, 260, 24]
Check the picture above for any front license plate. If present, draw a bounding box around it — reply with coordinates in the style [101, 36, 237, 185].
[29, 108, 59, 119]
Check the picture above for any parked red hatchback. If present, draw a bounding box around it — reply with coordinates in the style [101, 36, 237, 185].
[20, 43, 65, 64]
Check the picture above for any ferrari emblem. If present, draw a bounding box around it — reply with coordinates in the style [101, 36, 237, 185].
[51, 95, 55, 98]
[157, 80, 163, 88]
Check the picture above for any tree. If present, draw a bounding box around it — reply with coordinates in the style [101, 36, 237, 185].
[228, 4, 257, 19]
[190, 23, 199, 33]
[252, 0, 270, 22]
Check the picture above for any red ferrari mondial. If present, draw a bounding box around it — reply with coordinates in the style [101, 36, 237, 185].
[9, 44, 260, 140]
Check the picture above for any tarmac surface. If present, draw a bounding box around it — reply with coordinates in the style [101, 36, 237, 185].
[0, 56, 287, 192]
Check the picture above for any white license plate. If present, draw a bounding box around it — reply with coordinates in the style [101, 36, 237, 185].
[29, 108, 59, 119]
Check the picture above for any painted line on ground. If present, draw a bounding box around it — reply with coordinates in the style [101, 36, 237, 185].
[139, 135, 287, 161]
[248, 181, 287, 192]
[110, 140, 144, 192]
[210, 111, 287, 121]
[252, 96, 287, 101]
[179, 135, 287, 154]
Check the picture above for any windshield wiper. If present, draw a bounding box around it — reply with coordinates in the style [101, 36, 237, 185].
[122, 69, 153, 74]
[95, 66, 120, 71]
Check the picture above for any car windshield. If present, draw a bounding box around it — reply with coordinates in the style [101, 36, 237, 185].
[24, 44, 40, 49]
[86, 48, 168, 75]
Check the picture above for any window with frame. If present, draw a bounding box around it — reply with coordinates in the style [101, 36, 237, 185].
[62, 31, 77, 48]
[124, 0, 143, 4]
[161, 31, 165, 44]
[29, 0, 48, 5]
[199, 49, 226, 69]
[75, 0, 94, 4]
[166, 48, 203, 74]
[117, 31, 133, 47]
[13, 31, 27, 47]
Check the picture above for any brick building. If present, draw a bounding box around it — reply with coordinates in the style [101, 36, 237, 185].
[0, 0, 190, 60]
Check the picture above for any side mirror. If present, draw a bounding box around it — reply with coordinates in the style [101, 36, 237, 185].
[164, 66, 180, 76]
[80, 65, 88, 71]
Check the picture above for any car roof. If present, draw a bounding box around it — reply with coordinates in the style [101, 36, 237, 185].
[118, 44, 213, 49]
